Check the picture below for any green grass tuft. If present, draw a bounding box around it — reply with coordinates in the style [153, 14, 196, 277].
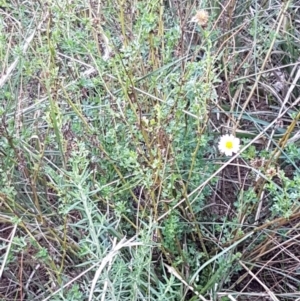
[0, 0, 300, 300]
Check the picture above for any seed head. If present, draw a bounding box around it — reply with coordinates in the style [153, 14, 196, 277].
[190, 10, 209, 27]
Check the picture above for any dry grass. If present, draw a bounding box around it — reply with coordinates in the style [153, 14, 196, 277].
[0, 0, 299, 300]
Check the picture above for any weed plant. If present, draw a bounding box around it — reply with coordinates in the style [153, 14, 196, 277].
[0, 0, 300, 300]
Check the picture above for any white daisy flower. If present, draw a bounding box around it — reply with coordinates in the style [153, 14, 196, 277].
[218, 134, 240, 156]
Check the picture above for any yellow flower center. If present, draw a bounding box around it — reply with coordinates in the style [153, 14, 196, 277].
[225, 141, 233, 149]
